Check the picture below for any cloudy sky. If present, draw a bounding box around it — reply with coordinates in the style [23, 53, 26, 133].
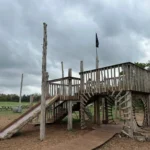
[0, 0, 150, 95]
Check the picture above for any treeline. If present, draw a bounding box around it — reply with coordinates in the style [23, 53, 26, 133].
[0, 94, 41, 103]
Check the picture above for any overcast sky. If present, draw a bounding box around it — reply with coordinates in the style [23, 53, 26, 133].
[0, 0, 150, 95]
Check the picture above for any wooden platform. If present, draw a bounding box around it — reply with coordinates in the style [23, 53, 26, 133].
[50, 124, 122, 150]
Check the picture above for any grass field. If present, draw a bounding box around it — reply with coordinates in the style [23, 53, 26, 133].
[0, 101, 37, 116]
[0, 101, 34, 106]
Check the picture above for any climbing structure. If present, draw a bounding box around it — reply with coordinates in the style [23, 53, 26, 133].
[1, 23, 150, 141]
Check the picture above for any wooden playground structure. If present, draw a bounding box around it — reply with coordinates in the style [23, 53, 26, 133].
[0, 23, 150, 143]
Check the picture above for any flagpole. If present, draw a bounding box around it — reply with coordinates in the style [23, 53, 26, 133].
[96, 47, 99, 69]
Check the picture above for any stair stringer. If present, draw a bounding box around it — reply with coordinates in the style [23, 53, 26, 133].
[80, 93, 93, 129]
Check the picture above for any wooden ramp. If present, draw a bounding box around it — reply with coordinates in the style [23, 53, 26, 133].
[50, 125, 122, 150]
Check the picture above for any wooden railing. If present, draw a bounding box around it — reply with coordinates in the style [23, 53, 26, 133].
[79, 62, 150, 93]
[48, 77, 80, 100]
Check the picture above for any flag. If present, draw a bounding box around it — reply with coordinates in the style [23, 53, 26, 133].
[96, 33, 99, 48]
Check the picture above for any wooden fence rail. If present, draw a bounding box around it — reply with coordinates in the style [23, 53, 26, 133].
[79, 62, 150, 94]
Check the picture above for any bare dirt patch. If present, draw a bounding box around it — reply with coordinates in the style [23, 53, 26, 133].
[0, 115, 89, 150]
[100, 136, 150, 150]
[0, 113, 150, 150]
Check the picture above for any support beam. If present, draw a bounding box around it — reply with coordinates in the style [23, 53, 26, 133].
[80, 61, 86, 129]
[96, 97, 100, 125]
[67, 69, 72, 130]
[94, 101, 97, 124]
[148, 94, 150, 126]
[102, 98, 105, 123]
[30, 95, 34, 107]
[61, 62, 64, 96]
[105, 99, 108, 124]
[40, 22, 47, 141]
[45, 72, 49, 98]
[114, 100, 118, 119]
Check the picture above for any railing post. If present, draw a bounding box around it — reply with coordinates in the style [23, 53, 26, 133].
[61, 62, 64, 97]
[29, 95, 34, 107]
[80, 61, 84, 93]
[67, 68, 72, 130]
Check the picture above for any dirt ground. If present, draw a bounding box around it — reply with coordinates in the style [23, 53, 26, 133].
[100, 135, 150, 150]
[0, 113, 150, 150]
[0, 115, 90, 150]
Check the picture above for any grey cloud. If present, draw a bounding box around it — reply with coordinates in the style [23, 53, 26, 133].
[0, 0, 150, 94]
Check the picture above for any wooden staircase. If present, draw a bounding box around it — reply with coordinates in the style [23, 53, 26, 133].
[105, 95, 115, 124]
[80, 93, 94, 129]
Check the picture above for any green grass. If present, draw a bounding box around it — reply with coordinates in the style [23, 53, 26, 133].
[0, 102, 29, 107]
[0, 102, 37, 116]
[0, 101, 37, 107]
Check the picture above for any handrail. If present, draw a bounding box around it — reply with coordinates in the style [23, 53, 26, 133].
[79, 62, 149, 74]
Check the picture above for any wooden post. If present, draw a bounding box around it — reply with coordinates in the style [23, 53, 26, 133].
[19, 73, 23, 108]
[80, 61, 84, 93]
[30, 95, 34, 107]
[61, 62, 64, 97]
[68, 68, 72, 130]
[94, 101, 97, 124]
[45, 72, 49, 98]
[96, 96, 100, 125]
[102, 98, 105, 123]
[40, 22, 47, 141]
[105, 99, 108, 124]
[114, 100, 118, 119]
[148, 94, 150, 126]
[80, 61, 86, 129]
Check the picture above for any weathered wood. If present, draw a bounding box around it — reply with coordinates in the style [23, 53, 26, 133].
[148, 94, 150, 126]
[30, 95, 34, 107]
[40, 22, 47, 141]
[80, 61, 84, 93]
[45, 72, 49, 97]
[96, 97, 100, 125]
[61, 62, 65, 96]
[19, 74, 23, 108]
[67, 69, 72, 130]
[94, 101, 97, 124]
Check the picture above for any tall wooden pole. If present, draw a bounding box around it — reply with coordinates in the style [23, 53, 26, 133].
[80, 61, 85, 129]
[96, 47, 99, 69]
[61, 62, 64, 96]
[19, 73, 23, 108]
[40, 22, 47, 141]
[67, 68, 72, 130]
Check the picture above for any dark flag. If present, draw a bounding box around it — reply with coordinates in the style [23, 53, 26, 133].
[96, 33, 99, 48]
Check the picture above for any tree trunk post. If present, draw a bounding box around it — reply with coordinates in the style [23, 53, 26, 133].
[30, 95, 34, 107]
[96, 96, 100, 125]
[67, 68, 72, 130]
[40, 22, 47, 141]
[19, 73, 23, 109]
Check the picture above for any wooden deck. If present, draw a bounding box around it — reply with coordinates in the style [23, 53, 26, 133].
[48, 62, 150, 100]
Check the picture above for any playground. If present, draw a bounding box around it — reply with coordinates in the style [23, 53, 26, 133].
[0, 23, 150, 150]
[0, 112, 150, 150]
